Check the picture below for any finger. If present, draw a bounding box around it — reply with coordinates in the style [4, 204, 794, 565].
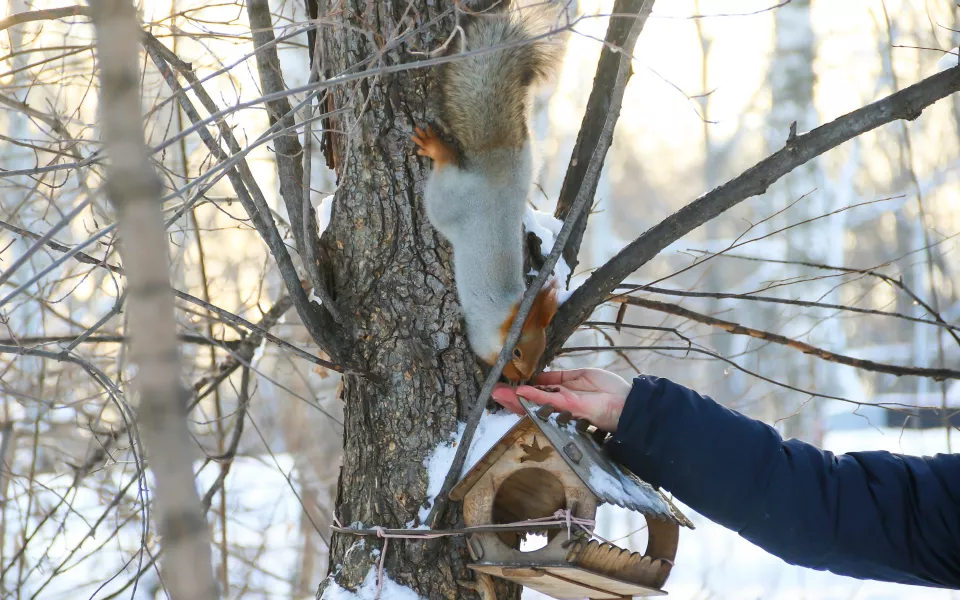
[533, 369, 584, 386]
[515, 385, 574, 411]
[491, 384, 524, 414]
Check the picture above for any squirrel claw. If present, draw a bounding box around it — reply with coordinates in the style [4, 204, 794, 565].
[411, 124, 456, 167]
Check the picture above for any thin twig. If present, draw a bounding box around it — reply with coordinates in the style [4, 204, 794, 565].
[700, 252, 960, 349]
[559, 345, 936, 413]
[245, 0, 343, 323]
[0, 6, 91, 33]
[143, 34, 347, 361]
[614, 295, 960, 380]
[619, 284, 960, 333]
[547, 64, 960, 361]
[554, 0, 653, 278]
[424, 5, 651, 528]
[2, 218, 355, 374]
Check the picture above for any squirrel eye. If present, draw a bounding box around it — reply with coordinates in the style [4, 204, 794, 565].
[513, 348, 522, 359]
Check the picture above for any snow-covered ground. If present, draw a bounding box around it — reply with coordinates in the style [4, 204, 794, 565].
[7, 456, 304, 599]
[17, 424, 956, 599]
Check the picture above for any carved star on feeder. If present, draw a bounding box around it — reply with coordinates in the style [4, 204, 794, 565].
[449, 398, 694, 599]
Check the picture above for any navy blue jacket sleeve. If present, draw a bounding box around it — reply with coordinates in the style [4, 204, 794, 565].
[607, 375, 960, 589]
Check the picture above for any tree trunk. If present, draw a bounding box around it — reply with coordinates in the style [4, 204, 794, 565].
[91, 1, 217, 598]
[315, 2, 518, 598]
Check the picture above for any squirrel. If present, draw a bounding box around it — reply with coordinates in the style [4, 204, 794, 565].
[412, 1, 564, 381]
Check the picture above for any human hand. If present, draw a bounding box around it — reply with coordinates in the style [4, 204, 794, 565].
[491, 368, 631, 432]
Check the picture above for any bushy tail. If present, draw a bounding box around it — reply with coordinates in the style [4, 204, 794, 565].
[440, 3, 564, 154]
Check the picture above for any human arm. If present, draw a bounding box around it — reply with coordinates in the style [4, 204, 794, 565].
[493, 372, 960, 589]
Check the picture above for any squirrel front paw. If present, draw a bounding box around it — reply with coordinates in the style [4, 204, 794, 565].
[411, 125, 457, 168]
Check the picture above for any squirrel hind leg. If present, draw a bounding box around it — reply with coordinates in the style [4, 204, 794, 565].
[411, 125, 458, 168]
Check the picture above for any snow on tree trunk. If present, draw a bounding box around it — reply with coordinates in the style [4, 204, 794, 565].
[314, 2, 519, 598]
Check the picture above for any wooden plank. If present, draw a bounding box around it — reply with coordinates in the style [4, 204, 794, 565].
[570, 539, 669, 590]
[469, 564, 621, 599]
[546, 567, 666, 597]
[469, 563, 666, 599]
[538, 568, 626, 599]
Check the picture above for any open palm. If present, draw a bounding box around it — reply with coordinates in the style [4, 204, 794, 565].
[491, 368, 631, 432]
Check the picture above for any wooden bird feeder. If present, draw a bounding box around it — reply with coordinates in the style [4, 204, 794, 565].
[450, 398, 694, 599]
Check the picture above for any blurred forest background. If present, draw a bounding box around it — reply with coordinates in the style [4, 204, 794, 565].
[0, 0, 958, 598]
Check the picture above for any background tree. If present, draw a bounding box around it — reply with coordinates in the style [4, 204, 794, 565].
[0, 1, 958, 599]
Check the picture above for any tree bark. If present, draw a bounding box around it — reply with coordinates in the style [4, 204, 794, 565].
[315, 2, 515, 598]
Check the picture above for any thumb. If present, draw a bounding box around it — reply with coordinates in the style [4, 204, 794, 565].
[491, 384, 524, 414]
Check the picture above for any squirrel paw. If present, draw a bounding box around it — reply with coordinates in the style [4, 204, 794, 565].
[411, 125, 457, 167]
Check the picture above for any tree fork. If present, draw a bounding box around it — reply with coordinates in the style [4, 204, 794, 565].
[314, 1, 513, 597]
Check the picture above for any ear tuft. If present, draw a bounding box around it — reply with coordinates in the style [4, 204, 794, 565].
[532, 279, 560, 328]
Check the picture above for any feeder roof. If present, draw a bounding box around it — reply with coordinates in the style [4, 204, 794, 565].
[450, 398, 693, 528]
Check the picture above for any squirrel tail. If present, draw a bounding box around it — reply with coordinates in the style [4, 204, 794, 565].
[440, 2, 564, 154]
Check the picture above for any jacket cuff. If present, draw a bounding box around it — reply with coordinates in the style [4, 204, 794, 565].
[608, 375, 666, 487]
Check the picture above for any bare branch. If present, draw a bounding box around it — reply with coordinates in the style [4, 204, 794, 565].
[244, 0, 342, 322]
[621, 284, 960, 333]
[0, 6, 91, 34]
[142, 33, 348, 362]
[2, 216, 356, 374]
[547, 65, 960, 360]
[704, 251, 960, 349]
[75, 294, 296, 477]
[554, 0, 654, 277]
[0, 334, 242, 347]
[616, 296, 960, 381]
[89, 1, 216, 598]
[558, 345, 936, 413]
[0, 199, 93, 290]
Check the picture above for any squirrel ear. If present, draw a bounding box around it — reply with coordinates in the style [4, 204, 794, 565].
[535, 280, 560, 328]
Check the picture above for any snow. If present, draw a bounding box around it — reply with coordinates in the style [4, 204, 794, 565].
[937, 48, 959, 72]
[9, 455, 303, 599]
[523, 206, 578, 303]
[320, 566, 423, 600]
[587, 463, 663, 514]
[314, 193, 335, 234]
[415, 411, 521, 526]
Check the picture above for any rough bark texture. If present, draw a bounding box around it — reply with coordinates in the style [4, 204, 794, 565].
[315, 2, 517, 598]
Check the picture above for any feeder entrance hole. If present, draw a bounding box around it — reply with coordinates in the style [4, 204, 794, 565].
[493, 467, 566, 551]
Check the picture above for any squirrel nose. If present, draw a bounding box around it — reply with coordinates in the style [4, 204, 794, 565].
[503, 361, 526, 382]
[515, 362, 535, 381]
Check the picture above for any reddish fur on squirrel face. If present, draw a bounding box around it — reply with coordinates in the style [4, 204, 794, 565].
[500, 282, 560, 381]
